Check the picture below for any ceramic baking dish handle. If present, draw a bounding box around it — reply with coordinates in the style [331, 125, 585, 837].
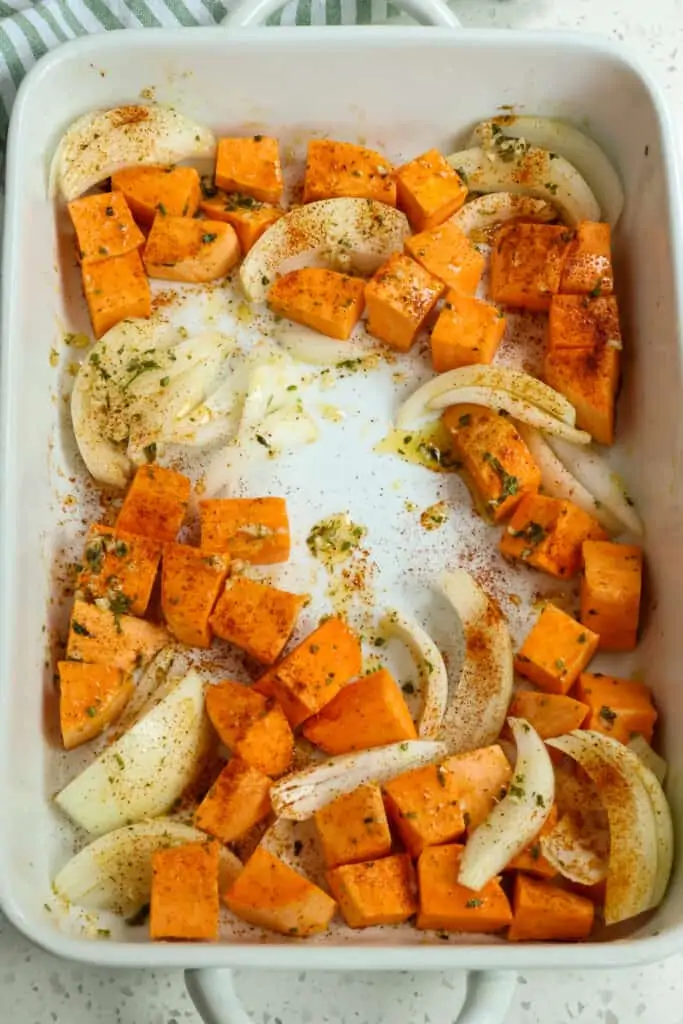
[222, 0, 461, 27]
[185, 967, 515, 1024]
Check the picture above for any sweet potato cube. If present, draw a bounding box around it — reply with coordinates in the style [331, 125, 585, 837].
[543, 344, 620, 445]
[199, 497, 290, 564]
[302, 668, 417, 754]
[509, 691, 589, 740]
[116, 465, 191, 542]
[508, 874, 594, 941]
[210, 577, 305, 665]
[150, 840, 219, 941]
[161, 543, 229, 648]
[506, 804, 559, 879]
[66, 599, 169, 672]
[515, 604, 599, 695]
[68, 190, 145, 263]
[417, 844, 512, 933]
[365, 253, 444, 352]
[253, 617, 362, 728]
[198, 189, 283, 252]
[195, 758, 271, 843]
[396, 149, 467, 231]
[315, 783, 392, 868]
[491, 223, 572, 311]
[548, 295, 621, 352]
[215, 135, 283, 204]
[580, 541, 642, 650]
[559, 221, 614, 295]
[224, 846, 336, 937]
[268, 268, 365, 341]
[440, 745, 512, 831]
[575, 672, 657, 745]
[430, 292, 505, 371]
[303, 139, 396, 206]
[327, 854, 417, 928]
[205, 679, 294, 777]
[442, 404, 541, 521]
[383, 764, 466, 857]
[77, 524, 162, 616]
[143, 213, 240, 283]
[111, 165, 201, 227]
[405, 221, 484, 295]
[58, 661, 133, 750]
[500, 494, 607, 579]
[82, 249, 151, 339]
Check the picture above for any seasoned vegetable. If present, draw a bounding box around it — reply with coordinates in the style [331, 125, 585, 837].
[77, 524, 162, 616]
[268, 268, 366, 341]
[417, 844, 512, 933]
[508, 691, 589, 740]
[199, 497, 290, 564]
[198, 190, 283, 252]
[111, 165, 201, 227]
[194, 758, 272, 843]
[68, 191, 145, 264]
[205, 679, 294, 777]
[215, 135, 283, 204]
[161, 544, 229, 648]
[81, 249, 151, 339]
[548, 294, 621, 352]
[365, 253, 445, 352]
[441, 745, 512, 831]
[544, 343, 620, 445]
[327, 854, 417, 928]
[383, 763, 466, 856]
[507, 874, 594, 942]
[506, 802, 560, 879]
[303, 140, 396, 206]
[116, 464, 191, 542]
[58, 661, 133, 750]
[514, 604, 599, 695]
[210, 577, 305, 665]
[490, 222, 572, 312]
[430, 293, 506, 372]
[575, 673, 657, 745]
[379, 608, 447, 740]
[314, 783, 392, 868]
[143, 213, 240, 283]
[560, 221, 614, 295]
[66, 599, 169, 672]
[396, 148, 467, 230]
[500, 494, 607, 578]
[405, 221, 484, 294]
[150, 840, 220, 941]
[580, 541, 643, 650]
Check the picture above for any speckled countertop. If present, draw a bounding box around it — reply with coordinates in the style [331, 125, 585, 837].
[4, 2, 683, 1022]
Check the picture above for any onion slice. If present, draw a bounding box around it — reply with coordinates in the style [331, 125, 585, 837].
[397, 365, 576, 431]
[273, 323, 374, 366]
[628, 734, 667, 785]
[440, 570, 513, 754]
[447, 144, 600, 225]
[547, 731, 658, 924]
[453, 192, 557, 239]
[458, 718, 554, 890]
[540, 812, 609, 885]
[380, 608, 448, 739]
[271, 740, 447, 821]
[428, 386, 591, 445]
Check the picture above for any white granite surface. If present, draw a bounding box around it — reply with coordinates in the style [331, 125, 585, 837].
[4, 1, 683, 1021]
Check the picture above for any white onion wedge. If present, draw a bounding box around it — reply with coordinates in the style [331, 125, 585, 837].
[453, 193, 557, 239]
[271, 741, 448, 820]
[516, 425, 622, 533]
[53, 820, 241, 917]
[628, 734, 668, 785]
[440, 570, 513, 754]
[428, 386, 591, 445]
[458, 718, 554, 890]
[396, 365, 576, 430]
[547, 732, 658, 924]
[544, 435, 643, 536]
[540, 812, 609, 885]
[56, 671, 212, 836]
[237, 356, 318, 451]
[469, 118, 624, 227]
[240, 198, 410, 302]
[273, 323, 373, 366]
[50, 105, 215, 201]
[380, 608, 448, 739]
[448, 145, 600, 226]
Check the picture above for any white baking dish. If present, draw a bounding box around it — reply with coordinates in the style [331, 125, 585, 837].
[2, 5, 683, 1022]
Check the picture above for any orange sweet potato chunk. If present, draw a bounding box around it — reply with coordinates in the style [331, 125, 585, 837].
[82, 249, 151, 339]
[405, 221, 484, 294]
[315, 783, 392, 868]
[441, 404, 541, 521]
[199, 497, 290, 564]
[111, 166, 201, 227]
[559, 221, 614, 296]
[508, 873, 594, 941]
[205, 679, 294, 777]
[161, 543, 229, 648]
[302, 668, 417, 754]
[417, 844, 512, 933]
[150, 840, 219, 941]
[116, 465, 191, 542]
[66, 600, 169, 672]
[575, 672, 657, 745]
[77, 524, 162, 617]
[268, 268, 366, 341]
[383, 764, 466, 857]
[430, 292, 505, 371]
[500, 494, 607, 579]
[198, 189, 282, 252]
[491, 222, 572, 311]
[396, 149, 467, 231]
[365, 253, 445, 352]
[303, 139, 396, 206]
[580, 541, 642, 650]
[515, 604, 599, 695]
[543, 344, 620, 446]
[68, 191, 145, 263]
[143, 213, 240, 283]
[509, 691, 589, 740]
[58, 661, 133, 750]
[195, 758, 272, 843]
[506, 804, 559, 879]
[327, 854, 417, 928]
[224, 846, 336, 937]
[210, 577, 305, 665]
[215, 135, 283, 204]
[440, 745, 512, 831]
[548, 295, 621, 352]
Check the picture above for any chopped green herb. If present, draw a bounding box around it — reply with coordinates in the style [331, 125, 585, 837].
[114, 753, 125, 770]
[510, 520, 546, 546]
[600, 705, 617, 722]
[253, 133, 263, 142]
[109, 592, 132, 617]
[160, 376, 170, 387]
[255, 433, 271, 448]
[463, 811, 471, 828]
[85, 705, 98, 718]
[578, 632, 587, 644]
[363, 816, 375, 825]
[403, 435, 413, 444]
[97, 929, 111, 938]
[509, 783, 525, 799]
[156, 202, 167, 215]
[402, 681, 415, 695]
[286, 384, 297, 391]
[71, 620, 90, 637]
[436, 768, 447, 788]
[84, 539, 105, 575]
[143, 442, 157, 463]
[589, 282, 602, 299]
[536, 793, 546, 808]
[403, 811, 418, 820]
[483, 452, 520, 505]
[400, 742, 409, 752]
[465, 898, 483, 908]
[555, 658, 566, 671]
[458, 413, 472, 427]
[309, 644, 320, 654]
[293, 840, 303, 856]
[105, 206, 114, 216]
[261, 274, 269, 287]
[373, 637, 386, 647]
[544, 182, 559, 195]
[201, 233, 218, 244]
[530, 843, 541, 861]
[126, 903, 150, 927]
[114, 541, 129, 558]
